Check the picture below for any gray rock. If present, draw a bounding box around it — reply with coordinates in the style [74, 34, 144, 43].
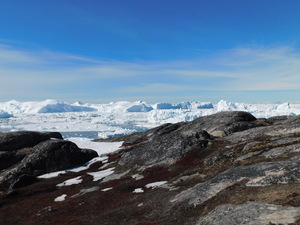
[189, 111, 257, 136]
[261, 143, 300, 158]
[197, 201, 300, 225]
[0, 151, 26, 170]
[266, 115, 290, 124]
[119, 125, 210, 166]
[173, 156, 300, 206]
[104, 111, 260, 166]
[0, 131, 63, 152]
[10, 174, 37, 189]
[2, 139, 98, 187]
[71, 186, 100, 198]
[99, 111, 258, 143]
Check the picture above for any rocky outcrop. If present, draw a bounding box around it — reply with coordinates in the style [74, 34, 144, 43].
[2, 140, 98, 186]
[2, 112, 300, 225]
[101, 111, 257, 143]
[172, 155, 300, 206]
[0, 151, 26, 170]
[197, 201, 300, 225]
[0, 131, 63, 151]
[0, 132, 98, 189]
[118, 123, 211, 166]
[99, 111, 261, 167]
[0, 131, 63, 171]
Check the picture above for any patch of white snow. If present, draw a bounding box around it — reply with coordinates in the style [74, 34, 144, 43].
[38, 171, 66, 179]
[57, 176, 82, 187]
[101, 187, 113, 192]
[145, 181, 168, 188]
[88, 167, 115, 182]
[54, 194, 67, 202]
[67, 138, 123, 156]
[133, 188, 144, 193]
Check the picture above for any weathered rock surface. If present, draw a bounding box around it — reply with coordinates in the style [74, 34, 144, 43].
[2, 112, 300, 225]
[0, 131, 63, 151]
[101, 111, 259, 167]
[197, 201, 300, 225]
[0, 132, 98, 190]
[173, 155, 300, 206]
[2, 140, 98, 186]
[0, 131, 64, 172]
[119, 124, 211, 166]
[0, 151, 26, 170]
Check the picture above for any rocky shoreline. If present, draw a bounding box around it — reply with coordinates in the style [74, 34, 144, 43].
[1, 111, 300, 224]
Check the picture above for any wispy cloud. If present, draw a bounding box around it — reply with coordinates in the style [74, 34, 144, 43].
[1, 43, 300, 102]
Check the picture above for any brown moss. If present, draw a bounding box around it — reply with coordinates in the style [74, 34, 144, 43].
[142, 166, 172, 182]
[18, 147, 33, 153]
[175, 150, 204, 166]
[107, 152, 121, 162]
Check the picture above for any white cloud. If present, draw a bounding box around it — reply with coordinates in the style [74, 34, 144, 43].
[120, 83, 194, 94]
[1, 43, 300, 102]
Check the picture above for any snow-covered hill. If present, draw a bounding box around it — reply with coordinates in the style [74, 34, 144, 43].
[0, 99, 96, 114]
[1, 99, 300, 138]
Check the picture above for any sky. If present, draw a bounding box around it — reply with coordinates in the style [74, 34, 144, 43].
[1, 0, 300, 104]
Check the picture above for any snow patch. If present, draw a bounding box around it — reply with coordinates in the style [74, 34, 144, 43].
[38, 171, 66, 179]
[132, 174, 144, 180]
[57, 176, 82, 187]
[145, 181, 168, 188]
[67, 137, 123, 156]
[133, 188, 144, 193]
[101, 187, 113, 192]
[88, 167, 115, 181]
[72, 187, 100, 198]
[54, 194, 67, 202]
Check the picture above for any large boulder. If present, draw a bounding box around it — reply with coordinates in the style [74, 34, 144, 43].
[2, 139, 98, 187]
[186, 111, 258, 136]
[21, 140, 98, 174]
[0, 151, 26, 170]
[0, 131, 63, 152]
[119, 123, 211, 166]
[100, 111, 260, 166]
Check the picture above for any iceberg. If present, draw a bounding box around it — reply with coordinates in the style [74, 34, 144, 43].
[0, 110, 12, 118]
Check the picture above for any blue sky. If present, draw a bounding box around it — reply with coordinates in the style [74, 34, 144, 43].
[1, 0, 300, 103]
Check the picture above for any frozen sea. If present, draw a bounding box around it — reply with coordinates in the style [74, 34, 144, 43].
[1, 99, 300, 139]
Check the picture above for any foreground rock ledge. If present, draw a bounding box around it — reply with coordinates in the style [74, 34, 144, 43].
[1, 111, 300, 225]
[0, 131, 98, 189]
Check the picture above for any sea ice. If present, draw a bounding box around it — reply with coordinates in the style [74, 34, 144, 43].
[1, 99, 300, 139]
